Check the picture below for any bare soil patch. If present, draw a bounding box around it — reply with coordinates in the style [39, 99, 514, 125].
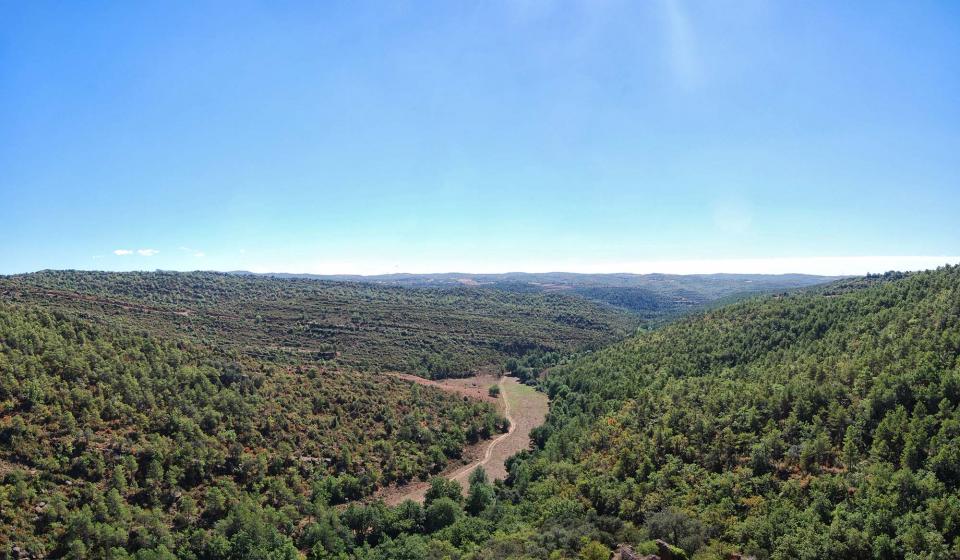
[375, 373, 548, 505]
[389, 372, 502, 409]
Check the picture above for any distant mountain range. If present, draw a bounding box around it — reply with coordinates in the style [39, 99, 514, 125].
[228, 270, 841, 319]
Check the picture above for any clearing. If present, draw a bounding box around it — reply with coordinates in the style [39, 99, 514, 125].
[377, 373, 549, 505]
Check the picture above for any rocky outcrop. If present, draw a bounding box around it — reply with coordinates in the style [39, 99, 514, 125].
[612, 544, 644, 560]
[612, 540, 688, 560]
[612, 540, 762, 560]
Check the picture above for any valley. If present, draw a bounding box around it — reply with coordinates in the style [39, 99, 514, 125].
[2, 267, 959, 559]
[5, 2, 955, 557]
[381, 374, 549, 505]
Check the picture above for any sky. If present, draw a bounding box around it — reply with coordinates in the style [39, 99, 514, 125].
[1, 1, 958, 276]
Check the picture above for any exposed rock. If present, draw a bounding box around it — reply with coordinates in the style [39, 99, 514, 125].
[612, 544, 644, 560]
[655, 540, 687, 560]
[612, 544, 661, 560]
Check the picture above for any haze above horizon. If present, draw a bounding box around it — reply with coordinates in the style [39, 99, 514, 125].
[2, 2, 958, 276]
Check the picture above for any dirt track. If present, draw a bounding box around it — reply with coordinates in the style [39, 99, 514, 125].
[378, 374, 548, 505]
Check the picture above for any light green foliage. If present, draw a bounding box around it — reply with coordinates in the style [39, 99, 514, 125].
[425, 477, 463, 505]
[578, 539, 609, 560]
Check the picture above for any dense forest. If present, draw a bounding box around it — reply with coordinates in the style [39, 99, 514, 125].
[0, 302, 504, 557]
[2, 267, 959, 559]
[514, 266, 960, 558]
[278, 266, 959, 560]
[0, 271, 640, 378]
[240, 271, 835, 321]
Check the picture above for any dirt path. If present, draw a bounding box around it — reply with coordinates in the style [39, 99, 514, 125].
[378, 374, 548, 505]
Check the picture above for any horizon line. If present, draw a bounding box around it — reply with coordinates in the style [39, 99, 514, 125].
[9, 255, 960, 278]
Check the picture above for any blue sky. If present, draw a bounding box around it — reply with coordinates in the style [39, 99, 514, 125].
[2, 1, 958, 275]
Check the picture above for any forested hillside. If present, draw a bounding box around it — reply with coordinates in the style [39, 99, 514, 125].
[0, 271, 639, 378]
[0, 303, 504, 557]
[500, 266, 960, 558]
[3, 267, 957, 559]
[299, 266, 960, 560]
[238, 271, 836, 321]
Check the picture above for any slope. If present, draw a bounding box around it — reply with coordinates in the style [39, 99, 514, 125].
[507, 266, 960, 558]
[321, 266, 960, 560]
[232, 271, 838, 320]
[0, 302, 504, 557]
[0, 271, 639, 378]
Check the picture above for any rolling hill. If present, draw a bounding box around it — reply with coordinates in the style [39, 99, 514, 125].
[393, 265, 960, 559]
[0, 271, 641, 378]
[0, 299, 507, 557]
[231, 271, 838, 320]
[3, 266, 954, 559]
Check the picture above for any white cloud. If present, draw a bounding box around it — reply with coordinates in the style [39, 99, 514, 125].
[137, 249, 159, 257]
[180, 246, 205, 257]
[193, 252, 205, 258]
[113, 249, 133, 256]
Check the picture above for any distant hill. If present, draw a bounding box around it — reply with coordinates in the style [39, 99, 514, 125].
[229, 270, 839, 320]
[0, 270, 639, 377]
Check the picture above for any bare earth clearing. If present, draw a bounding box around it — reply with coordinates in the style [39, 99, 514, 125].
[376, 373, 548, 505]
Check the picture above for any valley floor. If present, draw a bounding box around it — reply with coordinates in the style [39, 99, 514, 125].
[379, 374, 548, 505]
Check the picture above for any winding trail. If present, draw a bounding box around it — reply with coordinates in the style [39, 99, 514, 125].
[380, 375, 548, 505]
[446, 377, 516, 486]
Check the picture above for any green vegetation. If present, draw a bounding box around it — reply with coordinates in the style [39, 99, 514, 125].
[283, 266, 960, 559]
[0, 302, 504, 557]
[492, 266, 960, 558]
[3, 266, 959, 559]
[270, 271, 836, 321]
[1, 271, 639, 378]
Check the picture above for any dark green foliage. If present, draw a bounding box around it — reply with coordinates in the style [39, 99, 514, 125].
[425, 498, 461, 532]
[644, 508, 706, 553]
[295, 266, 958, 559]
[505, 350, 565, 385]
